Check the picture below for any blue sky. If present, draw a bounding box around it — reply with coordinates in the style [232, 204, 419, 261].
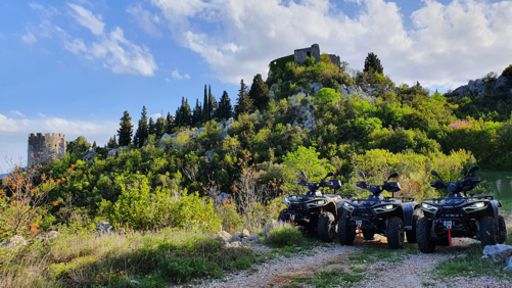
[1, 0, 511, 172]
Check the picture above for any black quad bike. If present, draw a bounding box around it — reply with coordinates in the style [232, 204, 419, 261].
[417, 166, 508, 253]
[278, 172, 343, 242]
[338, 172, 419, 249]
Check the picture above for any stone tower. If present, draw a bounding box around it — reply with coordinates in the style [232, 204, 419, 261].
[28, 133, 66, 167]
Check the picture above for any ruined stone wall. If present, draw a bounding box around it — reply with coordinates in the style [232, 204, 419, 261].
[294, 44, 321, 64]
[28, 133, 66, 167]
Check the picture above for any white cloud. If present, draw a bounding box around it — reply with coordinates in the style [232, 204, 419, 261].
[127, 4, 161, 37]
[21, 32, 37, 45]
[151, 0, 512, 88]
[68, 3, 105, 36]
[10, 110, 25, 118]
[64, 4, 158, 76]
[170, 68, 191, 80]
[0, 113, 117, 172]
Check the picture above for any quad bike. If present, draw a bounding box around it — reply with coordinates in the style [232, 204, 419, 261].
[278, 172, 343, 242]
[417, 166, 508, 253]
[338, 172, 420, 249]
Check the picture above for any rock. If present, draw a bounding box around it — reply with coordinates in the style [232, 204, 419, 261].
[482, 244, 512, 261]
[225, 241, 242, 248]
[82, 151, 96, 162]
[96, 221, 113, 234]
[212, 192, 232, 206]
[241, 229, 250, 238]
[128, 279, 141, 286]
[36, 230, 59, 242]
[0, 235, 27, 249]
[216, 231, 232, 242]
[230, 233, 242, 242]
[505, 257, 512, 272]
[159, 132, 178, 147]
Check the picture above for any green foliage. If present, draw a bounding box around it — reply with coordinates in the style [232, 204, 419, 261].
[117, 111, 133, 147]
[363, 52, 383, 74]
[67, 136, 91, 158]
[235, 79, 253, 116]
[282, 146, 334, 185]
[175, 97, 192, 127]
[133, 106, 149, 148]
[313, 88, 341, 106]
[249, 74, 270, 110]
[265, 223, 303, 247]
[215, 91, 233, 120]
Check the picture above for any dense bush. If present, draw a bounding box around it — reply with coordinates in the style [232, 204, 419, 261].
[265, 223, 303, 247]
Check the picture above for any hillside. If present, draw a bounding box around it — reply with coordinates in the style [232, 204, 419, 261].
[1, 51, 512, 287]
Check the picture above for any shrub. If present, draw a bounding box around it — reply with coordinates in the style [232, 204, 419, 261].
[265, 223, 303, 247]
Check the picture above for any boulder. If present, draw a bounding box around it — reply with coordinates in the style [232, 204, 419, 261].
[225, 241, 242, 248]
[36, 230, 59, 242]
[482, 244, 512, 261]
[0, 235, 27, 249]
[241, 229, 250, 238]
[505, 257, 512, 272]
[96, 221, 113, 234]
[216, 230, 232, 242]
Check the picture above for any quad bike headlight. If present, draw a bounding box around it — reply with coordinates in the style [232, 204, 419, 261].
[373, 204, 396, 214]
[421, 202, 439, 214]
[284, 197, 291, 207]
[307, 199, 326, 208]
[342, 202, 355, 212]
[463, 201, 487, 213]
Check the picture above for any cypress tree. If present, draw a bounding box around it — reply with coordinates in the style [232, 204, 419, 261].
[117, 111, 133, 147]
[133, 106, 149, 148]
[235, 79, 253, 116]
[107, 135, 118, 148]
[249, 74, 269, 110]
[215, 91, 233, 120]
[203, 84, 209, 121]
[208, 85, 218, 118]
[192, 99, 203, 126]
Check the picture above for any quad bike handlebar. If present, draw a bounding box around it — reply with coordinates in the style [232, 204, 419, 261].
[430, 166, 481, 196]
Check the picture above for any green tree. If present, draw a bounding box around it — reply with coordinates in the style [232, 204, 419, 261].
[133, 106, 149, 148]
[235, 79, 253, 116]
[208, 85, 218, 117]
[155, 116, 167, 138]
[117, 111, 133, 146]
[148, 117, 156, 135]
[166, 112, 175, 133]
[282, 146, 334, 185]
[175, 97, 192, 127]
[67, 136, 91, 157]
[249, 74, 270, 109]
[215, 91, 233, 120]
[363, 52, 383, 74]
[192, 99, 203, 126]
[107, 135, 118, 148]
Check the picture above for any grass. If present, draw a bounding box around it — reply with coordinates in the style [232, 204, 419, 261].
[347, 244, 414, 265]
[434, 230, 512, 279]
[0, 229, 261, 288]
[264, 223, 304, 247]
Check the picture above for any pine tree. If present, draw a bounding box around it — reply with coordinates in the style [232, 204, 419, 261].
[215, 91, 233, 120]
[117, 111, 133, 147]
[363, 52, 383, 74]
[133, 106, 149, 148]
[107, 135, 118, 148]
[249, 74, 269, 110]
[155, 116, 167, 137]
[192, 99, 203, 126]
[203, 84, 209, 122]
[166, 112, 175, 133]
[175, 97, 192, 127]
[235, 79, 253, 116]
[148, 117, 156, 135]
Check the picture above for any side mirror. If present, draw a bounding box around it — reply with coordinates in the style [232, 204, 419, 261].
[356, 181, 368, 189]
[387, 172, 399, 181]
[326, 172, 335, 178]
[430, 180, 444, 189]
[331, 180, 342, 190]
[358, 171, 366, 179]
[431, 170, 442, 180]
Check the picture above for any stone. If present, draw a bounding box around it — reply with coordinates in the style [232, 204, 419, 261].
[36, 230, 59, 242]
[482, 244, 512, 261]
[216, 230, 232, 242]
[225, 241, 242, 248]
[241, 229, 250, 238]
[504, 257, 512, 272]
[96, 221, 113, 234]
[0, 235, 27, 249]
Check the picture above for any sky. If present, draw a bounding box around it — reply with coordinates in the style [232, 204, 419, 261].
[1, 0, 512, 173]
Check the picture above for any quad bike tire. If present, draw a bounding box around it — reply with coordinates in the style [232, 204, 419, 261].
[386, 216, 404, 249]
[317, 211, 336, 242]
[436, 237, 450, 246]
[338, 214, 355, 245]
[479, 216, 497, 246]
[406, 213, 419, 244]
[497, 215, 507, 244]
[417, 218, 435, 253]
[362, 229, 375, 240]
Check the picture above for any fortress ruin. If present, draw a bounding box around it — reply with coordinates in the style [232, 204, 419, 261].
[28, 133, 66, 167]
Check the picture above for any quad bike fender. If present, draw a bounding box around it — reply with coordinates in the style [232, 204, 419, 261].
[401, 203, 418, 229]
[489, 200, 502, 219]
[323, 202, 338, 219]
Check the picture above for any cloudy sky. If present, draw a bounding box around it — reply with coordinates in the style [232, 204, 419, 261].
[1, 0, 512, 172]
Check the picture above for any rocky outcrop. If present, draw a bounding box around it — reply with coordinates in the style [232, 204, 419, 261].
[482, 244, 512, 271]
[0, 235, 27, 249]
